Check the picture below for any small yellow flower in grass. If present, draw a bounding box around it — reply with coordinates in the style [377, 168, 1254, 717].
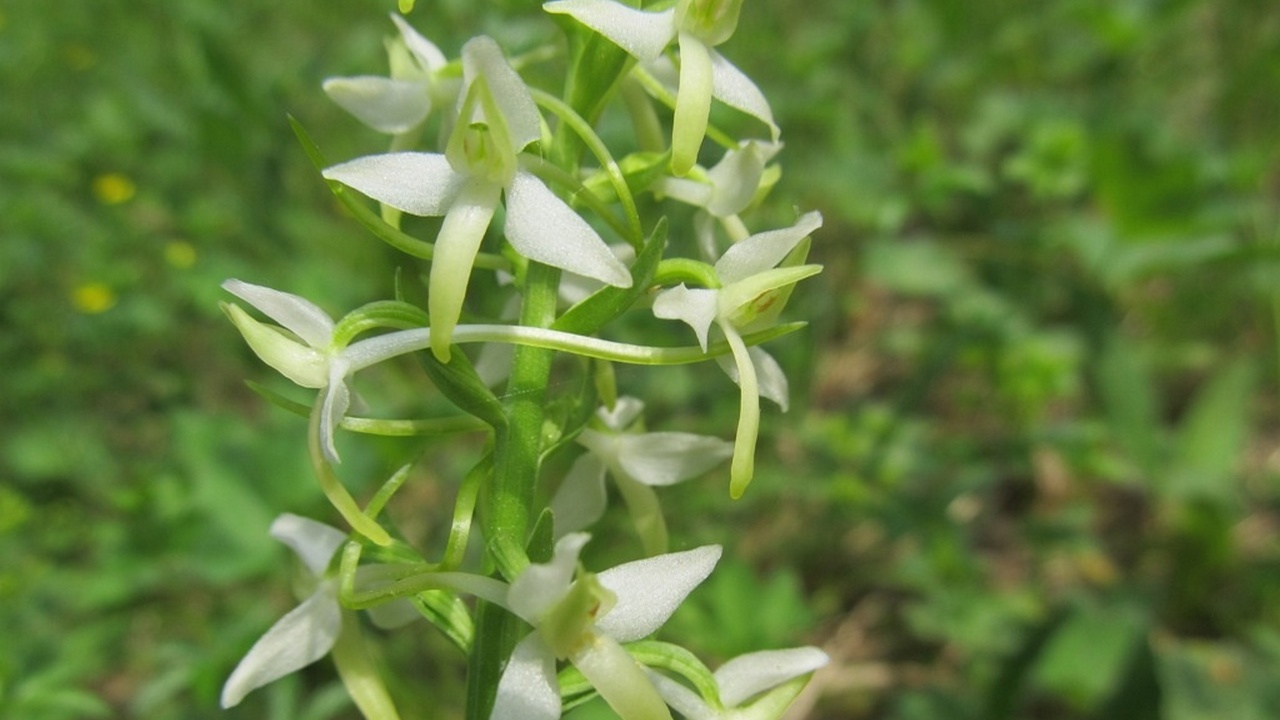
[92, 173, 136, 205]
[72, 282, 117, 314]
[164, 240, 197, 269]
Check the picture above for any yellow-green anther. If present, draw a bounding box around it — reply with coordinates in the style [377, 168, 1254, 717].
[539, 571, 617, 659]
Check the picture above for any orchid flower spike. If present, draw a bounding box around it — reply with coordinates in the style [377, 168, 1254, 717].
[221, 279, 431, 464]
[543, 0, 777, 176]
[323, 14, 459, 140]
[551, 397, 733, 554]
[649, 647, 829, 720]
[323, 35, 632, 362]
[221, 515, 348, 708]
[491, 533, 722, 720]
[652, 211, 823, 498]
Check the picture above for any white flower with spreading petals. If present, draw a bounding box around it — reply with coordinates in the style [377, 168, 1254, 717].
[652, 211, 822, 498]
[323, 35, 632, 361]
[491, 533, 722, 720]
[221, 514, 348, 708]
[323, 14, 459, 137]
[551, 397, 733, 554]
[544, 0, 777, 176]
[222, 279, 431, 464]
[649, 647, 828, 720]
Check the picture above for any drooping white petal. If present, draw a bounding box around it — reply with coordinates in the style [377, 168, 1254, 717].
[544, 0, 677, 61]
[714, 647, 829, 708]
[323, 76, 432, 134]
[652, 284, 719, 350]
[223, 279, 335, 349]
[319, 359, 352, 464]
[429, 178, 503, 360]
[461, 36, 541, 151]
[653, 175, 715, 208]
[573, 635, 673, 720]
[721, 324, 758, 499]
[704, 141, 769, 218]
[508, 532, 591, 623]
[708, 49, 778, 140]
[597, 396, 646, 432]
[549, 452, 610, 536]
[503, 170, 633, 288]
[716, 346, 790, 411]
[595, 544, 721, 642]
[672, 32, 714, 176]
[613, 432, 734, 486]
[714, 211, 823, 284]
[647, 671, 715, 720]
[220, 586, 342, 708]
[270, 514, 347, 578]
[223, 303, 331, 388]
[390, 13, 448, 71]
[323, 152, 467, 217]
[490, 634, 561, 720]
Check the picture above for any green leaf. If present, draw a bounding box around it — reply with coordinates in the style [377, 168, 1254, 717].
[1167, 358, 1256, 501]
[1096, 336, 1164, 479]
[416, 349, 508, 431]
[1032, 601, 1148, 712]
[553, 218, 667, 336]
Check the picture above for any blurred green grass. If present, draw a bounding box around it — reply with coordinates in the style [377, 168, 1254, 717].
[3, 0, 1280, 718]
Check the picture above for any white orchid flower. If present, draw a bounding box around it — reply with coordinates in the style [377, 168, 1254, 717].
[649, 647, 828, 720]
[551, 397, 733, 554]
[652, 139, 781, 256]
[491, 533, 722, 720]
[323, 35, 633, 362]
[222, 279, 432, 465]
[221, 514, 349, 708]
[543, 0, 777, 176]
[323, 14, 458, 138]
[652, 211, 822, 498]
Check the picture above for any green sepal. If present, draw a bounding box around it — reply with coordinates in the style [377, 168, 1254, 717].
[331, 300, 430, 347]
[416, 348, 508, 431]
[553, 218, 667, 336]
[410, 589, 475, 656]
[547, 8, 637, 167]
[655, 257, 721, 289]
[441, 451, 489, 570]
[364, 463, 412, 521]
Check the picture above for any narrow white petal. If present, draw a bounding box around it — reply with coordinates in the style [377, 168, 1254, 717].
[721, 323, 759, 499]
[323, 76, 432, 134]
[490, 634, 561, 720]
[573, 635, 673, 720]
[709, 50, 778, 140]
[508, 532, 591, 623]
[651, 284, 718, 351]
[390, 13, 448, 71]
[504, 171, 632, 287]
[544, 0, 677, 61]
[461, 36, 541, 151]
[322, 152, 466, 217]
[220, 588, 342, 708]
[340, 328, 432, 374]
[714, 211, 823, 283]
[653, 176, 714, 209]
[705, 142, 768, 218]
[269, 514, 347, 577]
[648, 671, 715, 720]
[222, 279, 334, 349]
[613, 432, 734, 486]
[223, 303, 330, 388]
[549, 452, 610, 536]
[595, 545, 721, 642]
[715, 647, 829, 708]
[716, 347, 789, 411]
[597, 396, 646, 432]
[429, 179, 503, 361]
[319, 360, 352, 465]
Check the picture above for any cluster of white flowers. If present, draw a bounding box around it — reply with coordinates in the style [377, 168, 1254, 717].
[220, 2, 826, 718]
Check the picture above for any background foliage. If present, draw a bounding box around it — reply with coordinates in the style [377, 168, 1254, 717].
[3, 0, 1278, 718]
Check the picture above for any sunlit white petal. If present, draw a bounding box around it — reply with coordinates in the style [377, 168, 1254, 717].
[550, 452, 610, 536]
[323, 152, 467, 216]
[323, 76, 433, 134]
[223, 279, 335, 349]
[715, 647, 829, 708]
[490, 634, 561, 720]
[716, 346, 789, 411]
[220, 586, 342, 708]
[652, 284, 718, 350]
[714, 211, 823, 284]
[223, 303, 331, 388]
[390, 13, 448, 71]
[270, 513, 348, 578]
[543, 0, 677, 61]
[462, 36, 541, 151]
[595, 544, 721, 642]
[613, 432, 734, 486]
[709, 50, 778, 140]
[508, 532, 591, 623]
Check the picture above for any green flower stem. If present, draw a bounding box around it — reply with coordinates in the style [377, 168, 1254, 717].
[630, 65, 738, 151]
[622, 77, 667, 153]
[308, 406, 393, 546]
[530, 87, 644, 245]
